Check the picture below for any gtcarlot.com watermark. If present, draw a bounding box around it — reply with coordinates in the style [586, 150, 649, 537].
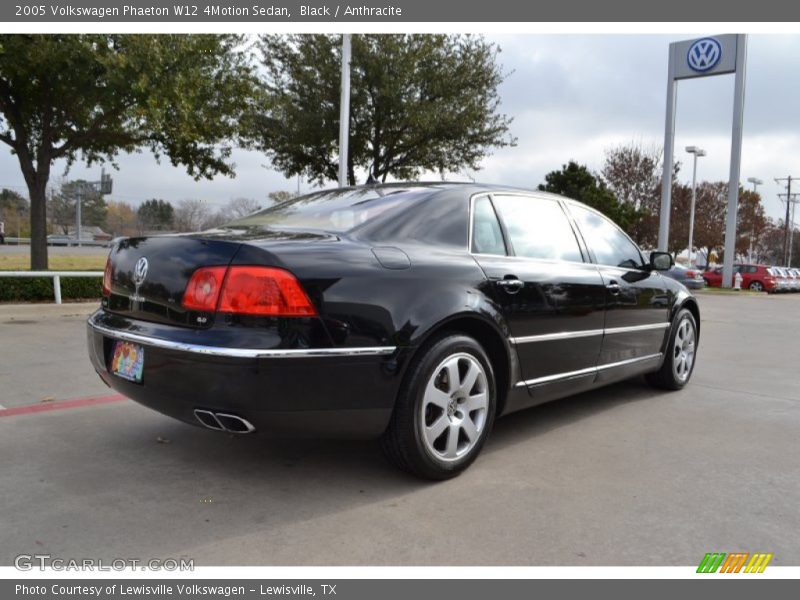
[14, 554, 194, 571]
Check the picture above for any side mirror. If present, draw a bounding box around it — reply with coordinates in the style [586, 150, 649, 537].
[650, 251, 673, 271]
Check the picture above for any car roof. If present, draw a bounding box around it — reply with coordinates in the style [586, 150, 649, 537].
[335, 181, 570, 203]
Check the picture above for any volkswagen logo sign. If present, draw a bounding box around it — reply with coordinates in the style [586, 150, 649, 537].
[133, 257, 149, 286]
[687, 38, 722, 73]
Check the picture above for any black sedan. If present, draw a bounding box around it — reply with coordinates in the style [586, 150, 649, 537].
[88, 183, 700, 479]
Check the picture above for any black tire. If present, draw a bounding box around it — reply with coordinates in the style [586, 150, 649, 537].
[646, 308, 698, 391]
[381, 333, 497, 480]
[749, 281, 764, 292]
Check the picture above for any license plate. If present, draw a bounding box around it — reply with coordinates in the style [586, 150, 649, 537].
[110, 341, 144, 383]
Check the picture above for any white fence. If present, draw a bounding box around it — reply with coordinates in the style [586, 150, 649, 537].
[0, 271, 103, 304]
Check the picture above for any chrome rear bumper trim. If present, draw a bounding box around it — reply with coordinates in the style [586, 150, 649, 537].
[88, 315, 396, 359]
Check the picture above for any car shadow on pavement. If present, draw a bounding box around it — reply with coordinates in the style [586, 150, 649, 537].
[122, 376, 659, 488]
[0, 376, 662, 565]
[486, 377, 659, 454]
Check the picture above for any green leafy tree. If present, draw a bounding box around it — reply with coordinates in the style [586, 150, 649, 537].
[0, 188, 28, 213]
[757, 218, 787, 265]
[267, 190, 298, 204]
[106, 201, 138, 236]
[48, 180, 108, 233]
[0, 34, 258, 269]
[254, 34, 515, 186]
[680, 181, 727, 263]
[538, 161, 641, 232]
[736, 189, 767, 258]
[0, 187, 29, 239]
[137, 199, 174, 232]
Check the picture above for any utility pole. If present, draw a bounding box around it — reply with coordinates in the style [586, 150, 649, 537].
[776, 176, 796, 266]
[778, 191, 800, 268]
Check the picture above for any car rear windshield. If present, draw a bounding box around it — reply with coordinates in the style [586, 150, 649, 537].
[228, 187, 433, 233]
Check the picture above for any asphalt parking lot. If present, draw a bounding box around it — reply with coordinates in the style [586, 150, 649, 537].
[0, 292, 798, 566]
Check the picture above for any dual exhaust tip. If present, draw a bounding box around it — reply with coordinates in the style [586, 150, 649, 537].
[193, 409, 255, 434]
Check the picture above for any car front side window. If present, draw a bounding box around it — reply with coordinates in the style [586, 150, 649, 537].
[569, 204, 643, 269]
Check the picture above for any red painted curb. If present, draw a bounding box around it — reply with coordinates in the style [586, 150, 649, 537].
[0, 394, 125, 417]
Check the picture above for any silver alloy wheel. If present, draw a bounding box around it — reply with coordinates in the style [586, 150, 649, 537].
[672, 317, 696, 383]
[420, 352, 489, 462]
[750, 281, 764, 291]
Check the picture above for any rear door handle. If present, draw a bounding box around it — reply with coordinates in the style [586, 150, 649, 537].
[496, 277, 525, 294]
[606, 281, 621, 296]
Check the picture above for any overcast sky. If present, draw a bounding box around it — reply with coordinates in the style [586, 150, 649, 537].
[1, 34, 798, 222]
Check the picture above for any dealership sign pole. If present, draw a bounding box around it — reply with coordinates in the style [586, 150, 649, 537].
[658, 34, 747, 287]
[338, 34, 352, 188]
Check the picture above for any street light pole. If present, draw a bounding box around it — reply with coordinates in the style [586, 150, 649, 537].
[685, 146, 706, 268]
[76, 185, 82, 248]
[746, 177, 763, 263]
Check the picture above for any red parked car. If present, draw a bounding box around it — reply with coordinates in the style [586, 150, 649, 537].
[703, 263, 778, 292]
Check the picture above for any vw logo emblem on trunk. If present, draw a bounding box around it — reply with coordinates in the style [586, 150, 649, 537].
[133, 257, 149, 285]
[687, 38, 722, 72]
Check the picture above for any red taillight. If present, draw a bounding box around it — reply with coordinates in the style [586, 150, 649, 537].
[686, 270, 697, 278]
[182, 266, 317, 317]
[218, 266, 317, 316]
[102, 257, 112, 297]
[182, 266, 227, 312]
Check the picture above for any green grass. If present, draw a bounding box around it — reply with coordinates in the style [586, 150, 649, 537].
[0, 255, 105, 301]
[0, 255, 106, 271]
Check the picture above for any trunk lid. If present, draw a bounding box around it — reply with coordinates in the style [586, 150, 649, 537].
[105, 235, 243, 327]
[104, 228, 341, 328]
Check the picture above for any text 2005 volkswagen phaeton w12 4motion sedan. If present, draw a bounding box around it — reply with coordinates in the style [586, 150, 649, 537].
[88, 183, 699, 479]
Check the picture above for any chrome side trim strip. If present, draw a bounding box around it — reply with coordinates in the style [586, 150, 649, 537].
[509, 322, 669, 345]
[515, 365, 597, 387]
[514, 353, 663, 388]
[604, 322, 670, 335]
[88, 317, 396, 359]
[595, 352, 663, 372]
[510, 329, 604, 344]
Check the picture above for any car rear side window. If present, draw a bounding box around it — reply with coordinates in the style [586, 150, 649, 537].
[569, 204, 643, 269]
[490, 195, 583, 262]
[471, 196, 506, 255]
[229, 188, 430, 233]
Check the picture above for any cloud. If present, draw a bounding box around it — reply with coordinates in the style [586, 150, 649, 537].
[1, 34, 798, 223]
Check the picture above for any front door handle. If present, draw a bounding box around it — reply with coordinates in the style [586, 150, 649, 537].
[606, 281, 621, 296]
[496, 277, 525, 294]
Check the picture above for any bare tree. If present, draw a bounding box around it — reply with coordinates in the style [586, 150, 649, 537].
[602, 142, 662, 211]
[173, 199, 212, 232]
[601, 141, 664, 247]
[226, 197, 261, 219]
